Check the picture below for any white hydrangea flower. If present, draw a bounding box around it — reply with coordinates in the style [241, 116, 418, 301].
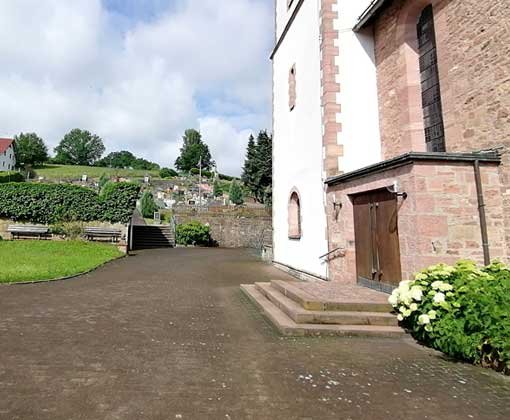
[438, 282, 453, 292]
[403, 309, 412, 318]
[433, 292, 446, 305]
[388, 291, 399, 306]
[410, 303, 418, 312]
[428, 310, 437, 320]
[399, 280, 412, 288]
[418, 314, 431, 325]
[431, 281, 443, 290]
[410, 286, 423, 301]
[397, 314, 404, 322]
[415, 273, 428, 281]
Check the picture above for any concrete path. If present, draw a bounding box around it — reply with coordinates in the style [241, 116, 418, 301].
[0, 248, 509, 419]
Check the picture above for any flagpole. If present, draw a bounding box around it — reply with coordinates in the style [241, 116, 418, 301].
[198, 155, 202, 211]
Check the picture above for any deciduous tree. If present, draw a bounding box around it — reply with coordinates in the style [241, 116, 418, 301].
[175, 129, 213, 172]
[54, 129, 105, 166]
[13, 132, 48, 166]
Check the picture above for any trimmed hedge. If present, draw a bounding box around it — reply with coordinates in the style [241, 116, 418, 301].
[0, 182, 140, 224]
[0, 172, 24, 183]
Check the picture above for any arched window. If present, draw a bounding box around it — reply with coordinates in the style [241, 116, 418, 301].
[417, 5, 445, 152]
[289, 64, 296, 111]
[288, 191, 301, 239]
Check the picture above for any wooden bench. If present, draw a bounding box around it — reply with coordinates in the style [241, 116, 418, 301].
[8, 225, 49, 240]
[84, 227, 122, 243]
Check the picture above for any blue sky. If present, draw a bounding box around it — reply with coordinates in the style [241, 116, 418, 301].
[0, 0, 273, 175]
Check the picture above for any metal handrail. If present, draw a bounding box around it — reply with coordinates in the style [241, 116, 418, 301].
[319, 246, 345, 260]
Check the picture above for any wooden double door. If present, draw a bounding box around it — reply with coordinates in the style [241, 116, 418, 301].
[352, 189, 402, 290]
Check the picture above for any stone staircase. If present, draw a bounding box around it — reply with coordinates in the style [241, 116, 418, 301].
[132, 225, 175, 250]
[241, 280, 405, 338]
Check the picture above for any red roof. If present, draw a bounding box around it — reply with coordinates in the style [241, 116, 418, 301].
[0, 138, 14, 154]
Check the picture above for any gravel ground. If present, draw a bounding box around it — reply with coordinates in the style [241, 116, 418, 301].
[0, 248, 509, 420]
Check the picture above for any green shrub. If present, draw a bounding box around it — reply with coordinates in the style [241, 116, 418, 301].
[0, 172, 24, 183]
[219, 173, 235, 181]
[159, 167, 178, 178]
[50, 222, 85, 239]
[98, 173, 110, 190]
[140, 191, 158, 218]
[190, 168, 212, 178]
[176, 221, 211, 246]
[0, 182, 140, 224]
[390, 261, 510, 374]
[229, 180, 244, 205]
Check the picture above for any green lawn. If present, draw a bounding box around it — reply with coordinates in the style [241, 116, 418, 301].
[0, 241, 123, 284]
[34, 164, 161, 181]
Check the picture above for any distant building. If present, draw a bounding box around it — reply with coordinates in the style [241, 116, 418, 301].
[0, 138, 16, 171]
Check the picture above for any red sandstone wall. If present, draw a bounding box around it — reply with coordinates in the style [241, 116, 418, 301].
[373, 0, 510, 159]
[326, 161, 506, 283]
[373, 0, 510, 264]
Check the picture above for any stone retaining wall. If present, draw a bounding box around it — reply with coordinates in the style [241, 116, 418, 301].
[174, 211, 272, 249]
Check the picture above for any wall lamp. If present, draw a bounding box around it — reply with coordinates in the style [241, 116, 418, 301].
[332, 196, 342, 220]
[387, 181, 408, 200]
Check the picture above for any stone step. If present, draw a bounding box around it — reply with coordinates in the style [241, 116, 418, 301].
[134, 235, 175, 240]
[254, 283, 398, 326]
[270, 280, 393, 313]
[240, 284, 405, 338]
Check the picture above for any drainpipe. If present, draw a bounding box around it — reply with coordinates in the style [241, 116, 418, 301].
[473, 160, 490, 265]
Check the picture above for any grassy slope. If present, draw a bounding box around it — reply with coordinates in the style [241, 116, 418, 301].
[34, 164, 160, 181]
[0, 241, 123, 283]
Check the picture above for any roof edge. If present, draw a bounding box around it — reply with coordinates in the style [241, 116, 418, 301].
[270, 0, 305, 60]
[325, 152, 501, 186]
[353, 0, 389, 32]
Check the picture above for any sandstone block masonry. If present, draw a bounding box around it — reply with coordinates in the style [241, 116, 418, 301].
[372, 0, 510, 250]
[174, 210, 272, 249]
[325, 156, 506, 283]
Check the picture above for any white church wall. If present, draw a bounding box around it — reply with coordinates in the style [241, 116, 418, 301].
[273, 0, 329, 278]
[336, 0, 382, 172]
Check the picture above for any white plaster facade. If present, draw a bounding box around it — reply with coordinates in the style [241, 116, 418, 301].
[335, 0, 382, 173]
[272, 0, 382, 280]
[273, 0, 328, 278]
[0, 140, 16, 171]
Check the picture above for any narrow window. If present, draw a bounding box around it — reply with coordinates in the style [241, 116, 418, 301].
[288, 191, 301, 239]
[417, 5, 445, 152]
[289, 64, 296, 111]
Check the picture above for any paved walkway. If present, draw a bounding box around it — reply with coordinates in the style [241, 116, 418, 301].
[0, 248, 509, 420]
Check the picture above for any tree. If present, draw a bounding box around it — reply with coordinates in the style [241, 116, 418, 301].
[241, 134, 257, 195]
[160, 167, 178, 178]
[54, 129, 105, 166]
[140, 191, 158, 218]
[229, 180, 244, 205]
[213, 179, 223, 197]
[131, 158, 159, 171]
[242, 131, 272, 204]
[98, 173, 110, 191]
[13, 133, 48, 166]
[175, 129, 213, 172]
[98, 151, 136, 168]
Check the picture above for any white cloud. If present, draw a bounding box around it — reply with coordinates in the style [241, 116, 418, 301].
[199, 117, 252, 176]
[0, 0, 272, 175]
